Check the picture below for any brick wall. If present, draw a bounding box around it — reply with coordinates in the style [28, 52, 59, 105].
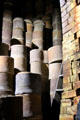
[60, 0, 80, 119]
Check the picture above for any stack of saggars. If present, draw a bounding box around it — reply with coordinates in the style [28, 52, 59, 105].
[48, 8, 63, 104]
[31, 19, 49, 95]
[15, 72, 42, 120]
[0, 1, 23, 120]
[11, 17, 27, 74]
[12, 17, 24, 45]
[2, 0, 13, 48]
[32, 20, 44, 50]
[30, 19, 49, 119]
[11, 18, 43, 120]
[1, 1, 43, 120]
[30, 49, 49, 100]
[11, 19, 42, 120]
[60, 0, 80, 119]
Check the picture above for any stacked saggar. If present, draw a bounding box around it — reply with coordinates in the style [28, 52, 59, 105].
[11, 18, 42, 120]
[48, 7, 63, 104]
[0, 1, 23, 120]
[30, 20, 49, 119]
[60, 0, 80, 119]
